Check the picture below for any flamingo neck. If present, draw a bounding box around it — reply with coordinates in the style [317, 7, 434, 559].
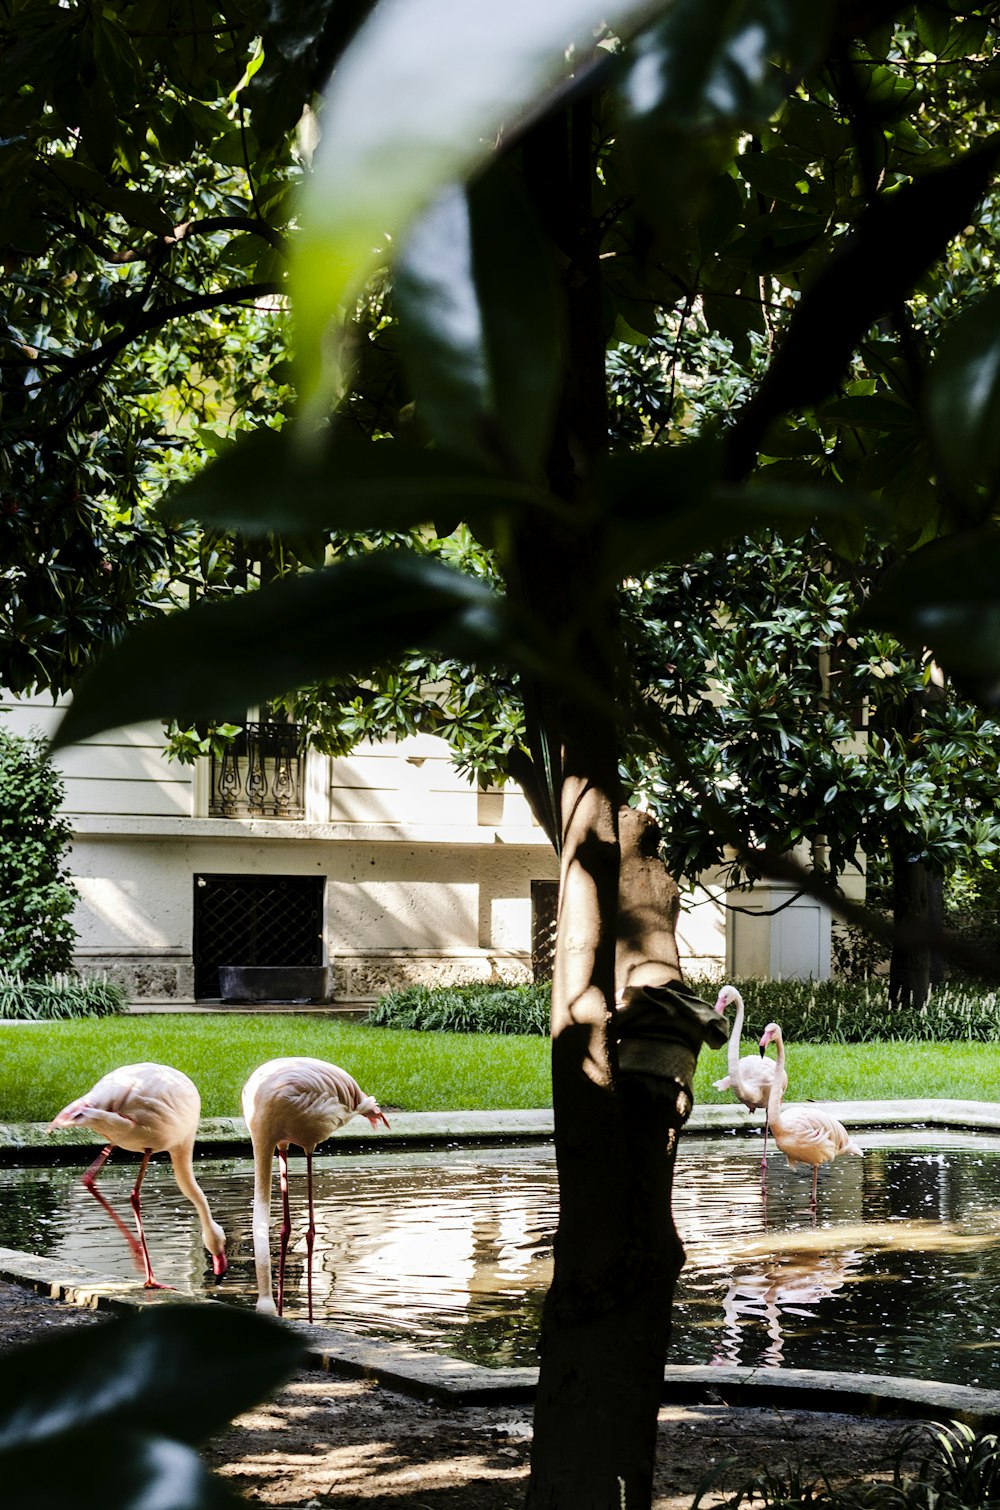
[765, 1031, 786, 1126]
[727, 992, 746, 1076]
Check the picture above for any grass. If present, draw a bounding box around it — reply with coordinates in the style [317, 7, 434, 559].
[0, 1016, 551, 1122]
[0, 1014, 998, 1124]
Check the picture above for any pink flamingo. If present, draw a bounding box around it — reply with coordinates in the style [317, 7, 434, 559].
[241, 1057, 390, 1320]
[712, 984, 787, 1176]
[48, 1062, 227, 1288]
[758, 1022, 863, 1206]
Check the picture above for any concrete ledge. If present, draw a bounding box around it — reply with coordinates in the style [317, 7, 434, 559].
[2, 1244, 998, 1424]
[10, 1099, 1000, 1163]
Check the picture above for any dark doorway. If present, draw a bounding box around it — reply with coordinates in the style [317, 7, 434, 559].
[531, 879, 559, 983]
[193, 873, 325, 1000]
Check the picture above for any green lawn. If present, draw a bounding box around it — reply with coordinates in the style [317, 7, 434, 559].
[0, 1016, 997, 1123]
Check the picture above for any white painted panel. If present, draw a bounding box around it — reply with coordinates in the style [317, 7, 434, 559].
[330, 751, 475, 793]
[0, 702, 62, 738]
[61, 778, 193, 818]
[329, 785, 478, 825]
[54, 743, 191, 784]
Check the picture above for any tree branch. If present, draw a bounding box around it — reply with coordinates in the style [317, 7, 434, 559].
[3, 283, 284, 386]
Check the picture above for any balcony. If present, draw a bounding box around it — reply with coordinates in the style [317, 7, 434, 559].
[209, 721, 306, 820]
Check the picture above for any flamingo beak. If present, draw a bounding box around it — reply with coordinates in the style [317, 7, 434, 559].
[371, 1110, 391, 1130]
[212, 1252, 228, 1279]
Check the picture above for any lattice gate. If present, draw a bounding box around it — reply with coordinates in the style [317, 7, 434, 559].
[193, 873, 325, 1000]
[530, 879, 559, 983]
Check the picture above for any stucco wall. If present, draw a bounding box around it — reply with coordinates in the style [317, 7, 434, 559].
[2, 693, 731, 999]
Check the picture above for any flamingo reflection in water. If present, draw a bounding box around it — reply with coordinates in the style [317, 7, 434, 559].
[711, 1248, 863, 1367]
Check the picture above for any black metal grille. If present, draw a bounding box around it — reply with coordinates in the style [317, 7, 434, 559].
[193, 873, 324, 999]
[209, 721, 306, 819]
[531, 880, 559, 983]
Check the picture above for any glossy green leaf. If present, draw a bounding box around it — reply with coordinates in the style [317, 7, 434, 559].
[927, 286, 1000, 500]
[616, 0, 833, 226]
[292, 0, 661, 422]
[51, 553, 560, 750]
[1, 1427, 238, 1510]
[726, 140, 1000, 477]
[394, 188, 493, 459]
[158, 427, 543, 535]
[0, 1305, 304, 1451]
[395, 170, 563, 471]
[619, 0, 833, 130]
[819, 394, 917, 432]
[862, 528, 1000, 701]
[598, 445, 880, 577]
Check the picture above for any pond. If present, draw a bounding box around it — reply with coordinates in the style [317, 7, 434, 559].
[4, 1129, 1000, 1386]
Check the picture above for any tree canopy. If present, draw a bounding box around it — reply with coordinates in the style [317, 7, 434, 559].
[10, 4, 1000, 1501]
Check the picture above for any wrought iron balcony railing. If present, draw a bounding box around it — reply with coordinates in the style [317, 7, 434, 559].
[209, 721, 306, 820]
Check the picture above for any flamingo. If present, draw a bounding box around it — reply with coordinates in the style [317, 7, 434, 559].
[712, 984, 787, 1175]
[47, 1062, 227, 1289]
[758, 1021, 863, 1207]
[241, 1057, 390, 1320]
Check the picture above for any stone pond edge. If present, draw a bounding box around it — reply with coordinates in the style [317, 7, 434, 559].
[3, 1099, 1000, 1423]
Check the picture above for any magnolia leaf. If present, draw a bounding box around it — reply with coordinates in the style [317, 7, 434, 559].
[159, 427, 542, 535]
[620, 0, 833, 129]
[50, 553, 561, 750]
[617, 0, 833, 227]
[598, 444, 880, 577]
[862, 528, 1000, 702]
[1, 1427, 238, 1509]
[926, 285, 1000, 502]
[726, 140, 1000, 477]
[0, 1305, 303, 1451]
[395, 170, 563, 471]
[292, 0, 662, 423]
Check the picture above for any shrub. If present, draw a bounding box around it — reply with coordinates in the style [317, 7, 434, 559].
[0, 729, 76, 979]
[371, 976, 1000, 1043]
[695, 976, 1000, 1043]
[0, 971, 127, 1020]
[369, 981, 550, 1035]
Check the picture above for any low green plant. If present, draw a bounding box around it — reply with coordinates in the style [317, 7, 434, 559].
[369, 980, 550, 1035]
[371, 977, 1000, 1044]
[716, 978, 1000, 1044]
[0, 972, 127, 1020]
[690, 1423, 1000, 1509]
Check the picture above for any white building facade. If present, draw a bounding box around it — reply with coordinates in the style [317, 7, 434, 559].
[2, 693, 838, 1002]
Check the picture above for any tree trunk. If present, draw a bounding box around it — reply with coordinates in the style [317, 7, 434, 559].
[527, 796, 728, 1508]
[888, 839, 931, 1009]
[517, 89, 728, 1508]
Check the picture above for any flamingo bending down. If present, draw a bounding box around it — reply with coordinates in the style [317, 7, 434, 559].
[712, 984, 787, 1174]
[47, 1062, 227, 1288]
[241, 1057, 390, 1320]
[758, 1022, 863, 1206]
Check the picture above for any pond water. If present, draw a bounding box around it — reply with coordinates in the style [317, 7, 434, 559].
[5, 1129, 1000, 1386]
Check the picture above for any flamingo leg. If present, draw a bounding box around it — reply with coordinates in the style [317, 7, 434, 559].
[129, 1149, 171, 1290]
[277, 1144, 291, 1317]
[305, 1149, 316, 1325]
[810, 1165, 819, 1209]
[760, 1121, 769, 1187]
[81, 1143, 145, 1269]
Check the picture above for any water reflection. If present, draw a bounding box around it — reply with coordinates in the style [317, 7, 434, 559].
[5, 1131, 1000, 1385]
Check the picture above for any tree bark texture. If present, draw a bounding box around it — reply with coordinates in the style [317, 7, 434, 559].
[517, 91, 728, 1508]
[888, 840, 932, 1009]
[527, 789, 728, 1509]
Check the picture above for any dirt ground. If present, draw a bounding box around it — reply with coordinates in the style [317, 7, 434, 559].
[0, 1278, 929, 1508]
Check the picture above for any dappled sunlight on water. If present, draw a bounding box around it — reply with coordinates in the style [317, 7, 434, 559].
[4, 1130, 1000, 1384]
